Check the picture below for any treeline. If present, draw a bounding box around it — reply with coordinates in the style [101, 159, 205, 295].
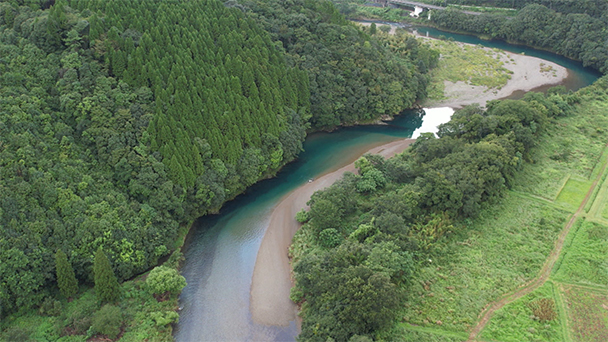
[429, 4, 608, 73]
[423, 0, 607, 17]
[0, 1, 188, 315]
[291, 88, 579, 341]
[239, 0, 437, 129]
[67, 0, 310, 190]
[0, 0, 434, 325]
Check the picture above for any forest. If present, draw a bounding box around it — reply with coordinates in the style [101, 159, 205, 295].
[0, 0, 435, 340]
[290, 87, 582, 340]
[428, 3, 608, 73]
[422, 0, 607, 17]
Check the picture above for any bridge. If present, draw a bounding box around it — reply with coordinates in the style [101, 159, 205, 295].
[389, 0, 446, 11]
[388, 0, 483, 16]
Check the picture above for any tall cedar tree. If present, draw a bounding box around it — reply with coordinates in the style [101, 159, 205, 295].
[55, 249, 78, 299]
[94, 248, 120, 303]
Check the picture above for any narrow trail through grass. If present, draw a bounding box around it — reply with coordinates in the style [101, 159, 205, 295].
[467, 144, 608, 341]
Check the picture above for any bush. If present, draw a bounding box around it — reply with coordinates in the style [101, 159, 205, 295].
[528, 298, 557, 322]
[91, 304, 123, 339]
[146, 265, 187, 299]
[39, 297, 62, 317]
[1, 327, 32, 342]
[149, 311, 180, 327]
[296, 209, 309, 223]
[164, 249, 185, 269]
[319, 228, 342, 248]
[290, 287, 304, 304]
[63, 293, 97, 335]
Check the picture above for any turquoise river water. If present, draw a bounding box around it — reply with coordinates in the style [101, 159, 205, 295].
[174, 26, 600, 342]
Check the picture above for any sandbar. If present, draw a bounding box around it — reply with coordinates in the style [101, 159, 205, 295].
[250, 138, 415, 326]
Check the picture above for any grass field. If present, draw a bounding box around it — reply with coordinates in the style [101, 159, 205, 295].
[553, 220, 608, 288]
[391, 88, 608, 341]
[480, 282, 564, 342]
[513, 101, 608, 200]
[425, 40, 513, 100]
[561, 285, 608, 342]
[555, 178, 593, 211]
[397, 194, 567, 333]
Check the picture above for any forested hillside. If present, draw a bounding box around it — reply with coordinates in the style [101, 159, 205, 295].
[290, 87, 580, 340]
[422, 0, 607, 17]
[429, 3, 608, 73]
[240, 0, 437, 129]
[0, 0, 433, 333]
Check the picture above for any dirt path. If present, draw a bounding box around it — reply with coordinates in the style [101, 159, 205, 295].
[467, 145, 608, 341]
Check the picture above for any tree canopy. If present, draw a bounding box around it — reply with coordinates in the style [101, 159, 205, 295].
[430, 4, 608, 73]
[291, 90, 579, 341]
[0, 0, 434, 316]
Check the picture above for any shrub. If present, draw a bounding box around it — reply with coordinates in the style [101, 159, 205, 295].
[290, 287, 304, 304]
[319, 228, 342, 248]
[149, 311, 179, 327]
[91, 304, 123, 339]
[528, 298, 557, 322]
[1, 327, 32, 342]
[39, 297, 62, 317]
[146, 266, 187, 300]
[164, 249, 185, 269]
[63, 293, 97, 335]
[296, 209, 309, 223]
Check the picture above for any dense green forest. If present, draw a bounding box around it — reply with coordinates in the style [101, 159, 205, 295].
[422, 0, 607, 17]
[290, 85, 582, 340]
[239, 0, 437, 128]
[428, 3, 608, 73]
[0, 0, 434, 339]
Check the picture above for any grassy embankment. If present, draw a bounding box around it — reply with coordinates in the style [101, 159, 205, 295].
[387, 88, 608, 341]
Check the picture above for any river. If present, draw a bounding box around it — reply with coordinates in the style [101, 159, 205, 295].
[174, 27, 600, 342]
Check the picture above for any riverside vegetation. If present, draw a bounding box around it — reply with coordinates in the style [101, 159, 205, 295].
[0, 0, 437, 340]
[291, 77, 608, 341]
[426, 1, 608, 74]
[332, 0, 608, 74]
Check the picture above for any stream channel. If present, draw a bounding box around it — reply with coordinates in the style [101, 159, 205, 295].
[174, 25, 600, 342]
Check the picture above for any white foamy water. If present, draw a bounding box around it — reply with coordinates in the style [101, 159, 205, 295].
[411, 107, 454, 138]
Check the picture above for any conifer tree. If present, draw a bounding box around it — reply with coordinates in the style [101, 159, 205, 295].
[94, 247, 120, 303]
[55, 249, 78, 299]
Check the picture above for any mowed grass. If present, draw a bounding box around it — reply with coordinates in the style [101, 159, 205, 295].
[561, 285, 608, 342]
[425, 40, 513, 100]
[398, 194, 568, 333]
[555, 178, 592, 211]
[480, 282, 564, 342]
[553, 220, 608, 287]
[513, 101, 608, 200]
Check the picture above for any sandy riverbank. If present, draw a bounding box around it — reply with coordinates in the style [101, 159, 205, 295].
[425, 47, 568, 108]
[250, 138, 415, 326]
